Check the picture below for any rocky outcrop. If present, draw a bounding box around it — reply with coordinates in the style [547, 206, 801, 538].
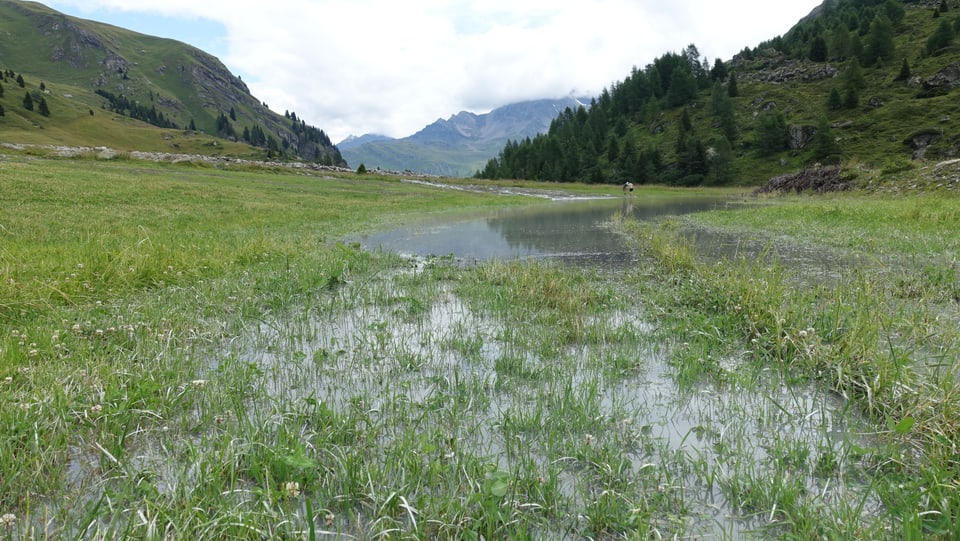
[905, 129, 942, 160]
[788, 125, 817, 150]
[923, 62, 960, 91]
[755, 165, 852, 194]
[733, 49, 839, 84]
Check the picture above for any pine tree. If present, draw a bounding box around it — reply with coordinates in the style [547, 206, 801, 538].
[829, 27, 853, 61]
[727, 72, 739, 97]
[666, 66, 697, 107]
[756, 111, 789, 156]
[827, 87, 844, 110]
[843, 86, 860, 109]
[708, 138, 735, 185]
[709, 58, 728, 81]
[0, 104, 5, 116]
[864, 15, 895, 66]
[15, 74, 24, 87]
[0, 80, 4, 98]
[679, 108, 692, 133]
[926, 19, 955, 56]
[812, 116, 841, 160]
[895, 58, 911, 81]
[844, 60, 866, 90]
[38, 97, 50, 117]
[809, 35, 829, 62]
[22, 91, 33, 111]
[712, 82, 738, 144]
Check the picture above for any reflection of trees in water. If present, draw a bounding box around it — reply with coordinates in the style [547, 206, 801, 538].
[485, 202, 616, 252]
[358, 196, 732, 266]
[485, 198, 725, 254]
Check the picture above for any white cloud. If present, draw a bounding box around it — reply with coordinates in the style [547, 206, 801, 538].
[44, 0, 821, 142]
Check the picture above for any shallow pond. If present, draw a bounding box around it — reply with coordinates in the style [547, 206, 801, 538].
[355, 193, 733, 267]
[354, 190, 860, 286]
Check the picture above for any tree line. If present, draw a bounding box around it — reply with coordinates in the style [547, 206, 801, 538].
[96, 89, 176, 128]
[477, 0, 957, 185]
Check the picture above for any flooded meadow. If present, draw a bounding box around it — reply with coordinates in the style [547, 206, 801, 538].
[4, 159, 957, 540]
[184, 192, 892, 538]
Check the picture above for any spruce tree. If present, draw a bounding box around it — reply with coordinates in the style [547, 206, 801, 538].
[22, 91, 33, 111]
[864, 15, 895, 66]
[756, 111, 789, 156]
[843, 86, 860, 109]
[712, 82, 738, 144]
[709, 58, 728, 81]
[812, 116, 841, 161]
[667, 66, 697, 107]
[727, 72, 739, 97]
[926, 19, 955, 56]
[15, 74, 24, 87]
[844, 60, 866, 90]
[895, 58, 911, 81]
[827, 87, 844, 110]
[38, 97, 50, 117]
[0, 104, 5, 116]
[809, 35, 829, 62]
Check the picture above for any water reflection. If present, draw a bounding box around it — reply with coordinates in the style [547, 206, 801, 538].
[357, 195, 730, 267]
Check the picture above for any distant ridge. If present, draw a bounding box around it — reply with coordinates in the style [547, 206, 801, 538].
[340, 97, 589, 177]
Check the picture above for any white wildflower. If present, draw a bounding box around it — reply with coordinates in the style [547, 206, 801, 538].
[284, 481, 301, 498]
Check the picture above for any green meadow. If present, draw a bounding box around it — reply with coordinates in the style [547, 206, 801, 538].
[1, 152, 959, 539]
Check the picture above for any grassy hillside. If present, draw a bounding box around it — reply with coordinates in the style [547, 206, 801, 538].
[0, 72, 257, 154]
[0, 0, 341, 162]
[716, 1, 960, 181]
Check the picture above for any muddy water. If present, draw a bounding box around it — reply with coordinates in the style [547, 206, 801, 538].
[355, 194, 732, 267]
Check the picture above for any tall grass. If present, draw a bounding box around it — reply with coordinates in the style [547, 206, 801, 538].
[619, 189, 960, 537]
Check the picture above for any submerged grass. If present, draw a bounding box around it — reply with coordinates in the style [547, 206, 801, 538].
[617, 189, 960, 538]
[2, 154, 957, 539]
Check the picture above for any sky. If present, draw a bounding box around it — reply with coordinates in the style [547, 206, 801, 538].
[43, 0, 823, 143]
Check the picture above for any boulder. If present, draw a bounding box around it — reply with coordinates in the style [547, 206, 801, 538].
[924, 62, 960, 90]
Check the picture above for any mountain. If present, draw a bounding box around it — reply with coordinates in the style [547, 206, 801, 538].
[0, 0, 343, 164]
[340, 97, 588, 177]
[478, 0, 960, 186]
